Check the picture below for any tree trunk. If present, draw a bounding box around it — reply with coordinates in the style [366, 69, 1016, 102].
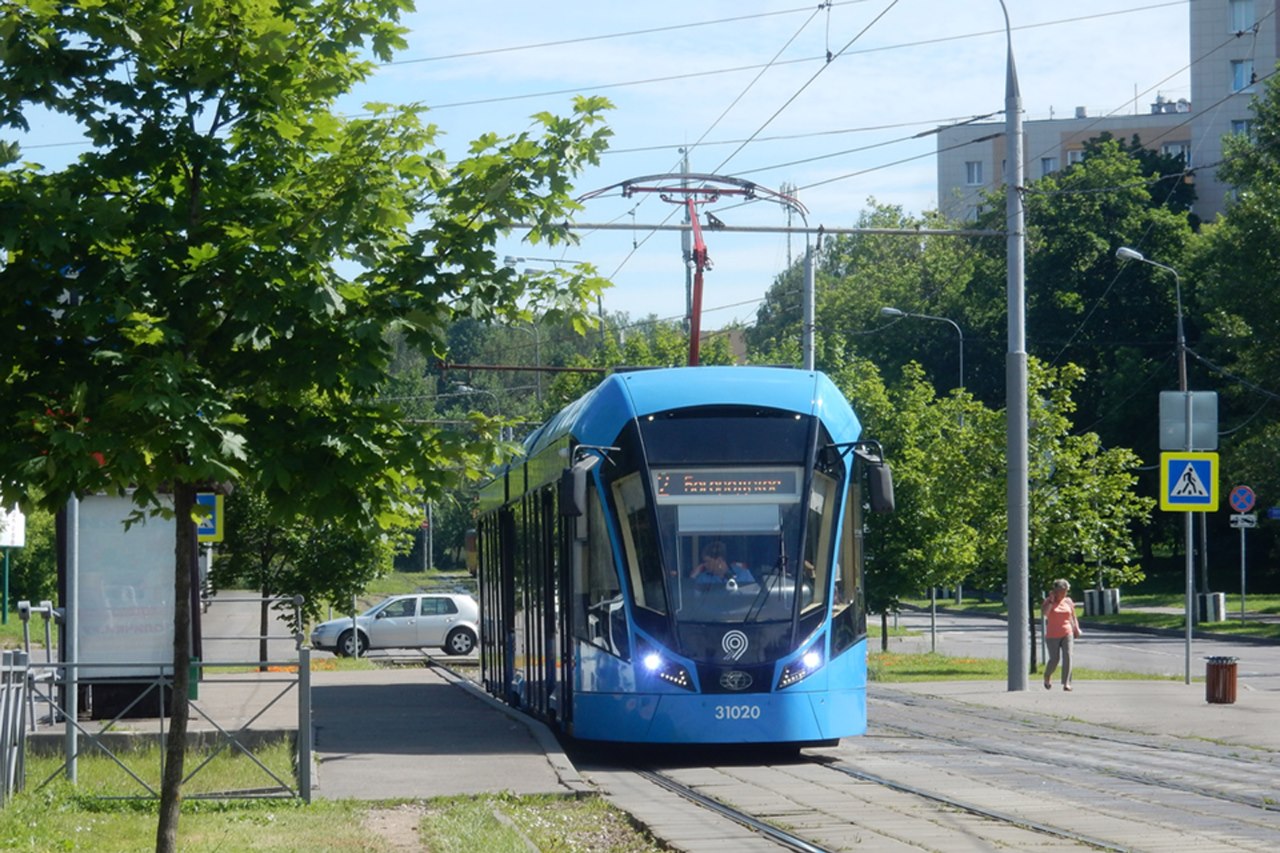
[259, 587, 271, 672]
[156, 482, 196, 853]
[880, 610, 889, 652]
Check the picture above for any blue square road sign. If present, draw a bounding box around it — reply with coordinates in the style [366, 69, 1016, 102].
[1160, 452, 1218, 512]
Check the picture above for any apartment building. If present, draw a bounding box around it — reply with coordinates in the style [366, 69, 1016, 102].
[936, 0, 1278, 223]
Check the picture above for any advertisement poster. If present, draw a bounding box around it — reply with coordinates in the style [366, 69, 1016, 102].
[77, 495, 175, 678]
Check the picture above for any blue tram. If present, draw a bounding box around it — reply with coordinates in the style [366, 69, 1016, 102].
[475, 366, 893, 745]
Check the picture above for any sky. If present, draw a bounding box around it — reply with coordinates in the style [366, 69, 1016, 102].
[15, 1, 1193, 330]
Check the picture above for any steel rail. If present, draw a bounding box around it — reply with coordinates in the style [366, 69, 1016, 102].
[635, 767, 833, 853]
[815, 757, 1133, 853]
[872, 715, 1280, 813]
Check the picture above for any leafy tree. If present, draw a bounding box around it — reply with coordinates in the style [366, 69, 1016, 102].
[1020, 362, 1152, 595]
[1192, 70, 1280, 400]
[1081, 132, 1197, 217]
[978, 139, 1196, 458]
[828, 351, 1150, 650]
[962, 141, 1197, 588]
[0, 2, 610, 848]
[1191, 71, 1280, 582]
[210, 485, 401, 665]
[546, 314, 734, 407]
[748, 201, 987, 401]
[833, 357, 991, 647]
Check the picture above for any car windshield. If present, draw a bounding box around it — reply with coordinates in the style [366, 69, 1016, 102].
[364, 598, 409, 617]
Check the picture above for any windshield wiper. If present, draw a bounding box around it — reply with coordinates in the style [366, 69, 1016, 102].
[744, 537, 787, 623]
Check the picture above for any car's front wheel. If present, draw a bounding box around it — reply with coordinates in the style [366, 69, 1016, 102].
[338, 629, 367, 658]
[443, 627, 476, 656]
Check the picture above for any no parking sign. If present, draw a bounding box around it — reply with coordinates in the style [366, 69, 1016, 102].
[1229, 485, 1256, 514]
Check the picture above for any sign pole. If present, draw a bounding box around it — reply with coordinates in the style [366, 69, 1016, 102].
[1240, 526, 1247, 623]
[1183, 505, 1193, 685]
[1160, 451, 1219, 685]
[1183, 390, 1193, 686]
[1228, 486, 1257, 623]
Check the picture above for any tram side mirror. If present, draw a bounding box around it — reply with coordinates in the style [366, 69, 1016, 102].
[868, 463, 895, 514]
[559, 468, 584, 518]
[561, 454, 601, 542]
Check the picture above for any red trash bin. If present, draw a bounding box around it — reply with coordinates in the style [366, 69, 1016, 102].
[1205, 656, 1238, 704]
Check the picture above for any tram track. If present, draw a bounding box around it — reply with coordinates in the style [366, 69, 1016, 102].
[812, 755, 1131, 851]
[638, 758, 1128, 852]
[412, 654, 1280, 850]
[874, 716, 1280, 812]
[416, 654, 1111, 849]
[875, 688, 1280, 768]
[870, 690, 1280, 813]
[635, 768, 832, 853]
[632, 738, 1278, 852]
[858, 691, 1280, 850]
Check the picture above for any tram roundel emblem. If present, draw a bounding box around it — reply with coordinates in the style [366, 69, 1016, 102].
[1229, 485, 1256, 514]
[721, 630, 749, 661]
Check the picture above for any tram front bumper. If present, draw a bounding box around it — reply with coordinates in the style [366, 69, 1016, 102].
[571, 685, 866, 744]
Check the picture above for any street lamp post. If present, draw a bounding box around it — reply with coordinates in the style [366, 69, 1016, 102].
[504, 254, 606, 400]
[880, 306, 966, 647]
[1117, 245, 1194, 684]
[512, 324, 542, 407]
[449, 384, 511, 439]
[879, 307, 964, 391]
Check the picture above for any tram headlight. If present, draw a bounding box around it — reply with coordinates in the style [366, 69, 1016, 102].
[638, 648, 694, 691]
[777, 638, 825, 689]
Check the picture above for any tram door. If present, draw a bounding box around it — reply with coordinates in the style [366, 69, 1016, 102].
[509, 484, 553, 717]
[475, 506, 516, 703]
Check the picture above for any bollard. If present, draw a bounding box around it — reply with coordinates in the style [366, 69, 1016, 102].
[1205, 656, 1238, 704]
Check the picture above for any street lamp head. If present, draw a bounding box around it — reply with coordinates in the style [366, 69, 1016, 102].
[503, 255, 523, 268]
[879, 306, 905, 318]
[1115, 246, 1144, 262]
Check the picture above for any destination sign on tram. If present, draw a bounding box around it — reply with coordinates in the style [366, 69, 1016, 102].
[654, 468, 799, 498]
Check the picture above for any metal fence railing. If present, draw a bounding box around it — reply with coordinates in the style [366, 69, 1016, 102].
[6, 594, 312, 806]
[1, 651, 30, 805]
[28, 657, 311, 803]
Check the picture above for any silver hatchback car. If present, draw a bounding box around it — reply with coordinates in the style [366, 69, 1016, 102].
[310, 593, 479, 657]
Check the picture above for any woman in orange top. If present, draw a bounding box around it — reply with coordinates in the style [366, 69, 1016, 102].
[1041, 579, 1082, 691]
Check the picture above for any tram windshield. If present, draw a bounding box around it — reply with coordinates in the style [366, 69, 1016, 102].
[607, 408, 845, 645]
[649, 466, 818, 624]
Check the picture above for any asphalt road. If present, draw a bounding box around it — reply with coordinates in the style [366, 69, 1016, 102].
[198, 589, 1277, 689]
[889, 606, 1280, 689]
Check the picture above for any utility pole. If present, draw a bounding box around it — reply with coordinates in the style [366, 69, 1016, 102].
[1000, 0, 1030, 692]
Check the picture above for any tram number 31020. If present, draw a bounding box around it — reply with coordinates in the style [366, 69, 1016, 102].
[714, 704, 762, 721]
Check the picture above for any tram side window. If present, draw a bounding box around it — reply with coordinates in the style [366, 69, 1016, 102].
[801, 472, 837, 614]
[832, 478, 866, 656]
[612, 472, 667, 615]
[577, 485, 627, 657]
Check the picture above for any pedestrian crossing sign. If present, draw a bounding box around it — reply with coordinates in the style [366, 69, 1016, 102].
[1160, 452, 1219, 512]
[196, 492, 224, 542]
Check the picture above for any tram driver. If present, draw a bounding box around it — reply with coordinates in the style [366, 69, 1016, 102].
[690, 540, 755, 588]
